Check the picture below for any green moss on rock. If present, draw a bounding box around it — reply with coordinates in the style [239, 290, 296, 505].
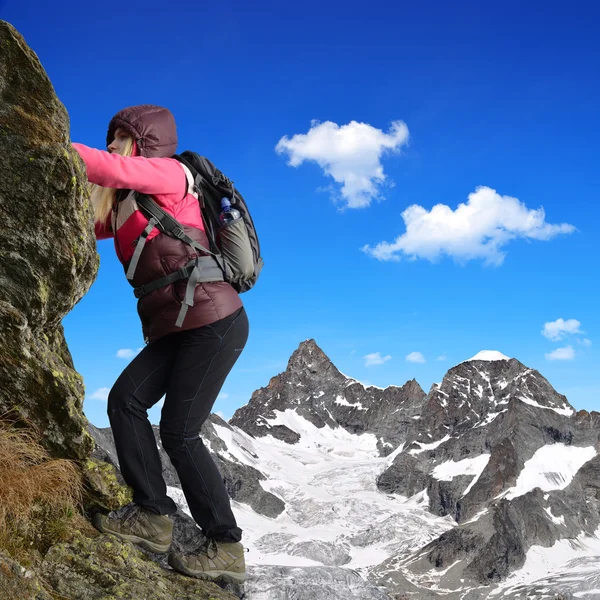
[0, 18, 99, 462]
[41, 534, 237, 600]
[81, 458, 133, 511]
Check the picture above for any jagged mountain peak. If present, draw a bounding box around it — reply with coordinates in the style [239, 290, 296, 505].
[294, 338, 322, 354]
[287, 339, 336, 373]
[429, 353, 575, 425]
[231, 339, 426, 453]
[232, 340, 577, 480]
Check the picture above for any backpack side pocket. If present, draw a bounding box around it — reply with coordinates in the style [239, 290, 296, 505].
[217, 217, 255, 282]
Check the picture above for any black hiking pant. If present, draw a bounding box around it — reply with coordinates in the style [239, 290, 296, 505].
[107, 307, 248, 543]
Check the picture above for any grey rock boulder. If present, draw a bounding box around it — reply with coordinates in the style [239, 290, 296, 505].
[0, 19, 98, 461]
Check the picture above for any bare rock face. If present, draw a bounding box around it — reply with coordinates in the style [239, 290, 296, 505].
[0, 20, 98, 460]
[368, 359, 600, 598]
[376, 357, 581, 522]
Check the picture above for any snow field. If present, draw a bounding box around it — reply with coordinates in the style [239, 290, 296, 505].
[490, 527, 600, 597]
[431, 453, 490, 496]
[193, 410, 456, 571]
[502, 443, 596, 500]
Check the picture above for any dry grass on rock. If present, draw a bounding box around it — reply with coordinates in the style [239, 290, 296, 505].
[0, 418, 89, 563]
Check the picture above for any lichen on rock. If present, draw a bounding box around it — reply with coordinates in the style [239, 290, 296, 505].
[82, 458, 134, 511]
[0, 19, 129, 510]
[0, 550, 53, 600]
[41, 534, 235, 600]
[0, 19, 97, 461]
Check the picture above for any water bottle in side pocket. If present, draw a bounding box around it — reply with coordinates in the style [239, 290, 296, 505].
[219, 197, 240, 224]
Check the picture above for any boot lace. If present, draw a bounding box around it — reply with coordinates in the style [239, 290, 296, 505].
[110, 503, 143, 527]
[194, 537, 218, 559]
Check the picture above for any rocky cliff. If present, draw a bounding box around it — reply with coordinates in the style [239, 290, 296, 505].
[0, 19, 97, 461]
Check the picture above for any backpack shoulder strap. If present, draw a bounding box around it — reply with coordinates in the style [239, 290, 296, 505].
[132, 193, 225, 276]
[135, 194, 210, 251]
[173, 153, 205, 207]
[125, 212, 160, 280]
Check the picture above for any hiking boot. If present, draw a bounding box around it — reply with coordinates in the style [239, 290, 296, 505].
[168, 538, 246, 584]
[92, 503, 173, 554]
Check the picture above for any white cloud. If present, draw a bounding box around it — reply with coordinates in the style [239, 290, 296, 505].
[406, 352, 426, 363]
[89, 387, 110, 401]
[218, 393, 229, 400]
[216, 411, 226, 420]
[276, 119, 409, 208]
[364, 352, 392, 367]
[542, 318, 582, 341]
[361, 186, 575, 266]
[581, 338, 592, 347]
[116, 347, 143, 359]
[545, 346, 575, 361]
[436, 355, 447, 361]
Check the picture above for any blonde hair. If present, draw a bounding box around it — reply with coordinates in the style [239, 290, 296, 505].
[89, 135, 134, 224]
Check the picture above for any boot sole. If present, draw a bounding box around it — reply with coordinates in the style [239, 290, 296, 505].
[92, 514, 171, 554]
[167, 553, 246, 584]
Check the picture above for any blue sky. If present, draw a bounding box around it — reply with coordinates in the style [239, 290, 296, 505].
[3, 0, 598, 427]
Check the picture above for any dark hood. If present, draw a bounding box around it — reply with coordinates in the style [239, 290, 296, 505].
[106, 104, 178, 158]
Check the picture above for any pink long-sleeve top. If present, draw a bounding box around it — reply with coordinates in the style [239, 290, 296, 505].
[72, 143, 205, 262]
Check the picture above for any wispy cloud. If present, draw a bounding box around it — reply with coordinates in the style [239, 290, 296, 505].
[542, 318, 582, 341]
[581, 338, 592, 347]
[362, 186, 575, 266]
[89, 387, 110, 401]
[364, 352, 392, 367]
[276, 119, 409, 208]
[406, 352, 426, 363]
[545, 346, 575, 361]
[116, 347, 143, 360]
[436, 355, 447, 361]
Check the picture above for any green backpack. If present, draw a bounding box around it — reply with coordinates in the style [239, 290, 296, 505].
[127, 151, 263, 327]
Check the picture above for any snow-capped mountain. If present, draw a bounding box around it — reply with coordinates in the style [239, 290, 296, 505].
[89, 340, 600, 599]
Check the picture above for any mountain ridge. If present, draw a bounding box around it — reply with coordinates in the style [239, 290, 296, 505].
[225, 339, 599, 598]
